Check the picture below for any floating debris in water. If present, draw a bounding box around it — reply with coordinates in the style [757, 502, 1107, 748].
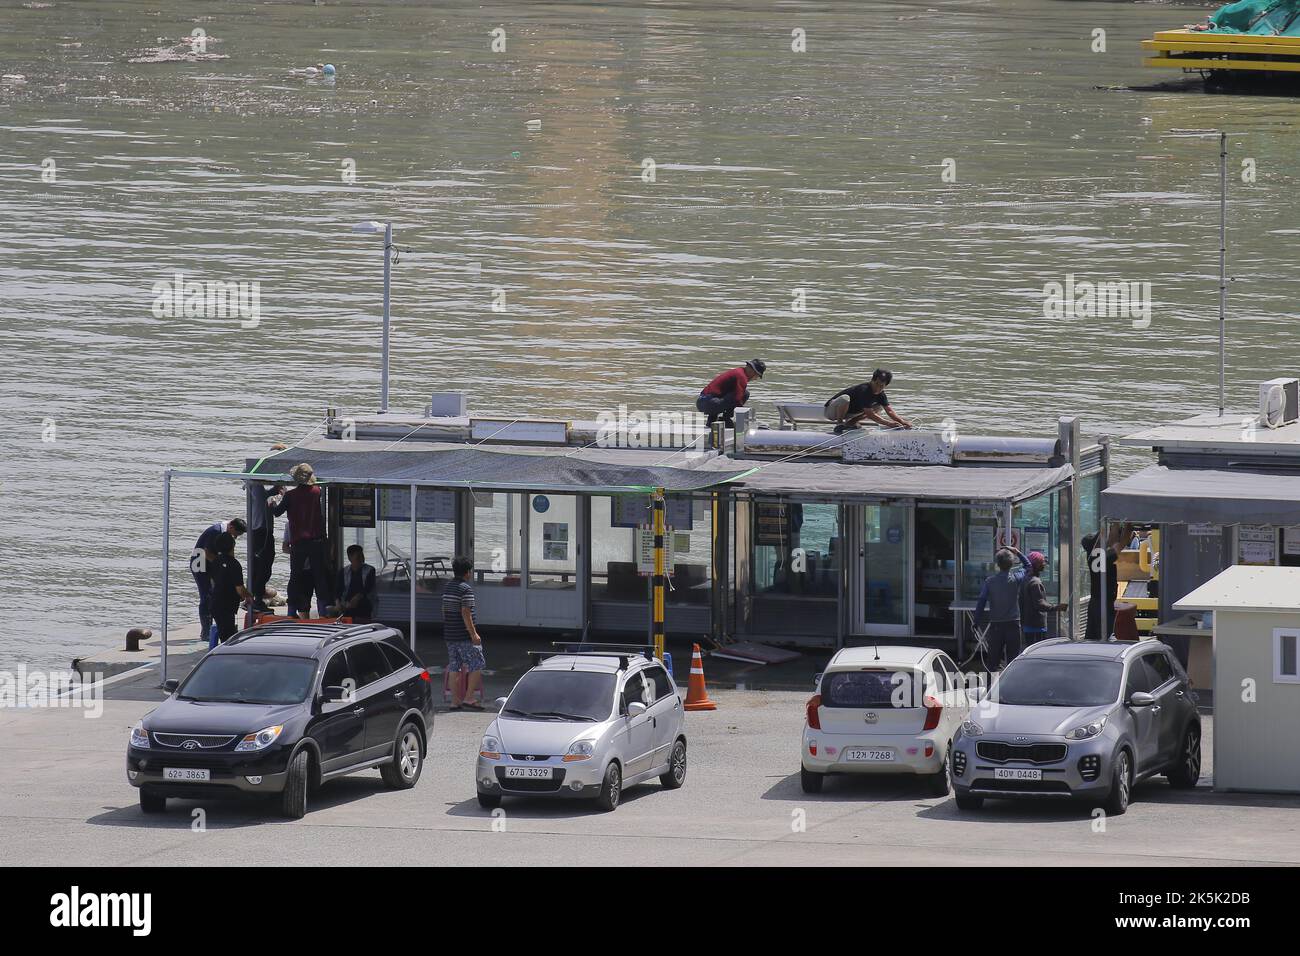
[2, 74, 28, 84]
[526, 118, 541, 130]
[22, 1, 54, 8]
[129, 36, 228, 64]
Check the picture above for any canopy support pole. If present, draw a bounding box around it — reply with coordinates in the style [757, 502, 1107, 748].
[161, 469, 172, 687]
[1098, 518, 1109, 641]
[409, 484, 417, 650]
[652, 488, 666, 661]
[1218, 130, 1227, 417]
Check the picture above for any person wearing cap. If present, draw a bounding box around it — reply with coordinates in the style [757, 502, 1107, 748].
[208, 531, 254, 645]
[823, 368, 912, 435]
[1020, 550, 1067, 647]
[696, 359, 765, 427]
[273, 462, 333, 618]
[974, 545, 1032, 669]
[192, 517, 247, 643]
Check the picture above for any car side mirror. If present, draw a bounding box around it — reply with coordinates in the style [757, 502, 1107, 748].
[627, 701, 648, 717]
[162, 678, 179, 694]
[969, 686, 985, 703]
[813, 672, 822, 689]
[1128, 691, 1156, 708]
[322, 685, 350, 703]
[494, 697, 508, 712]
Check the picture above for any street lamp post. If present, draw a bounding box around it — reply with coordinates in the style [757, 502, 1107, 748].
[352, 220, 393, 413]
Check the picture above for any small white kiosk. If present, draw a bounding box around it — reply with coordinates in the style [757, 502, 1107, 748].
[1175, 565, 1300, 794]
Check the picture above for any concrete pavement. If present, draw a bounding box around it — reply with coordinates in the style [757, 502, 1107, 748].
[2, 688, 1297, 867]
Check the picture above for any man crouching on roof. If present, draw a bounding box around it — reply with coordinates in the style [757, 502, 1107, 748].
[696, 358, 766, 428]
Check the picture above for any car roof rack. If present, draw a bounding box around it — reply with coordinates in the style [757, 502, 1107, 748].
[528, 645, 655, 671]
[225, 620, 388, 649]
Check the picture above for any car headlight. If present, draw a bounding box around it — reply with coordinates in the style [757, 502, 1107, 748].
[234, 725, 284, 752]
[480, 735, 502, 759]
[1065, 716, 1108, 740]
[960, 719, 984, 738]
[130, 722, 150, 749]
[563, 739, 595, 762]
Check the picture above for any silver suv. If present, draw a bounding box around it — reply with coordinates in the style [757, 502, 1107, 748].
[950, 639, 1201, 814]
[475, 647, 687, 812]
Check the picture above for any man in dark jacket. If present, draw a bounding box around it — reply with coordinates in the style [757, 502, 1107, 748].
[974, 546, 1031, 669]
[208, 532, 253, 645]
[1020, 550, 1066, 647]
[329, 545, 378, 623]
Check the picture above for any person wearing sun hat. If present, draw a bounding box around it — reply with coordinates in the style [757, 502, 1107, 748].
[696, 358, 766, 427]
[1020, 550, 1067, 646]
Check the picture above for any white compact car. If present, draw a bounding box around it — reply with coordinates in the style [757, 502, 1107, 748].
[800, 646, 970, 796]
[476, 648, 687, 812]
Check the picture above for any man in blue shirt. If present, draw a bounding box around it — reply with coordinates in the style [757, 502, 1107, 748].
[974, 546, 1031, 670]
[192, 518, 247, 642]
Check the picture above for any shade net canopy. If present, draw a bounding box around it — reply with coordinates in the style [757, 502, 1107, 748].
[700, 458, 1073, 503]
[247, 441, 750, 494]
[1102, 464, 1300, 525]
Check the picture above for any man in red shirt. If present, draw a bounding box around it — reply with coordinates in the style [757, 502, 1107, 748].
[696, 358, 766, 427]
[273, 462, 333, 618]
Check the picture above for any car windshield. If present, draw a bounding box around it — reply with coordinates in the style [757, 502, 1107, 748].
[992, 659, 1122, 707]
[179, 654, 317, 705]
[503, 670, 616, 721]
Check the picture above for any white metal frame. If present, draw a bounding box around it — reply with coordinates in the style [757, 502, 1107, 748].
[1273, 627, 1300, 684]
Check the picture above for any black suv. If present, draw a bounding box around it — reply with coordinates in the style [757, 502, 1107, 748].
[127, 621, 435, 818]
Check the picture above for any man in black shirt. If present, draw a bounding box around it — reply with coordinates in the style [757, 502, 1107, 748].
[208, 531, 253, 645]
[329, 545, 378, 623]
[824, 368, 913, 435]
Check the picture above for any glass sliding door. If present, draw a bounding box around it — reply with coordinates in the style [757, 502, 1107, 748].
[862, 503, 911, 635]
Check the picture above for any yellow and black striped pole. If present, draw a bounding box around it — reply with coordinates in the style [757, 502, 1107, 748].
[652, 487, 666, 661]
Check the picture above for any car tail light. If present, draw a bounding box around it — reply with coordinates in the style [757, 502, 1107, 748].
[922, 695, 942, 731]
[418, 669, 431, 682]
[805, 695, 822, 730]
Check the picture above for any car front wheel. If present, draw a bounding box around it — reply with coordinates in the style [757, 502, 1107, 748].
[954, 791, 983, 810]
[281, 749, 309, 819]
[139, 790, 167, 814]
[595, 762, 622, 812]
[477, 791, 501, 809]
[1101, 750, 1132, 816]
[1166, 725, 1201, 789]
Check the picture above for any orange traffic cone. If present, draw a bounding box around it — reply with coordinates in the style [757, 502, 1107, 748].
[683, 643, 717, 711]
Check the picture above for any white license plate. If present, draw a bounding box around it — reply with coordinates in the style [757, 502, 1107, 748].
[844, 748, 894, 762]
[163, 767, 210, 782]
[504, 766, 552, 779]
[993, 767, 1042, 781]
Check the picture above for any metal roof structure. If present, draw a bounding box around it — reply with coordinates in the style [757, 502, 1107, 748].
[1102, 464, 1300, 526]
[1174, 565, 1300, 612]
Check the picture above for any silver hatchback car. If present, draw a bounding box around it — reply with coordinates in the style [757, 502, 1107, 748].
[950, 639, 1201, 814]
[475, 648, 687, 812]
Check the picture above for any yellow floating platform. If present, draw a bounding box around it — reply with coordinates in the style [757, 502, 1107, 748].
[1143, 28, 1300, 73]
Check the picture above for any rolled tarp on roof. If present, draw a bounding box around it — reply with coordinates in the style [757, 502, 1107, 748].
[1102, 464, 1300, 525]
[249, 443, 751, 494]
